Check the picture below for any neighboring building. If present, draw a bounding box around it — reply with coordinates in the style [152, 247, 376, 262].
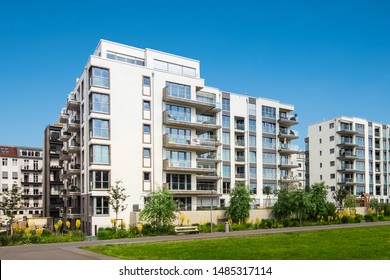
[57, 40, 300, 235]
[42, 124, 64, 222]
[307, 116, 390, 203]
[0, 145, 43, 220]
[291, 151, 306, 189]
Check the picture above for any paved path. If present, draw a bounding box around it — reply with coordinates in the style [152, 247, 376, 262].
[1, 221, 389, 260]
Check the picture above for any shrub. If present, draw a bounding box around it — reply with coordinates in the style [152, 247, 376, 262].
[341, 215, 350, 224]
[364, 214, 374, 222]
[29, 235, 41, 244]
[0, 236, 11, 246]
[354, 214, 363, 223]
[113, 229, 131, 239]
[97, 228, 114, 240]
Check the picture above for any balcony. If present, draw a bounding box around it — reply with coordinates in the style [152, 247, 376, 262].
[278, 114, 299, 126]
[337, 125, 358, 136]
[59, 151, 71, 161]
[59, 108, 69, 123]
[21, 178, 41, 185]
[279, 176, 300, 183]
[163, 159, 215, 174]
[20, 165, 42, 172]
[278, 129, 299, 140]
[196, 172, 222, 181]
[22, 192, 42, 198]
[235, 173, 245, 180]
[68, 140, 81, 154]
[235, 123, 245, 131]
[337, 139, 358, 148]
[163, 134, 219, 152]
[235, 139, 245, 148]
[59, 131, 71, 141]
[162, 87, 220, 113]
[68, 185, 81, 196]
[163, 111, 220, 131]
[68, 164, 81, 175]
[66, 92, 80, 111]
[67, 119, 80, 133]
[235, 155, 245, 163]
[337, 178, 357, 186]
[196, 152, 221, 162]
[278, 144, 300, 154]
[67, 207, 81, 218]
[337, 151, 357, 160]
[278, 161, 300, 169]
[61, 171, 71, 180]
[337, 164, 356, 173]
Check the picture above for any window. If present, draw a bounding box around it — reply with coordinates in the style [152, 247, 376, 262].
[319, 138, 322, 144]
[143, 148, 151, 158]
[223, 182, 231, 194]
[12, 159, 17, 166]
[90, 171, 109, 189]
[330, 186, 336, 192]
[330, 161, 335, 167]
[12, 172, 18, 180]
[320, 175, 323, 180]
[223, 165, 231, 178]
[94, 197, 109, 215]
[262, 122, 276, 134]
[250, 183, 257, 195]
[250, 151, 256, 163]
[320, 163, 323, 168]
[263, 168, 276, 179]
[249, 103, 256, 116]
[330, 136, 334, 142]
[320, 151, 322, 156]
[143, 124, 151, 134]
[262, 137, 275, 149]
[222, 149, 230, 161]
[356, 136, 364, 146]
[143, 76, 150, 86]
[330, 174, 335, 179]
[263, 153, 276, 164]
[90, 93, 109, 113]
[166, 104, 191, 122]
[107, 51, 145, 66]
[356, 161, 365, 171]
[355, 123, 365, 134]
[222, 132, 230, 145]
[222, 115, 230, 128]
[166, 174, 191, 190]
[330, 148, 335, 154]
[250, 167, 257, 179]
[89, 67, 109, 88]
[356, 149, 365, 159]
[329, 123, 334, 129]
[262, 106, 276, 119]
[144, 172, 151, 181]
[249, 119, 256, 132]
[90, 145, 110, 164]
[2, 171, 8, 179]
[249, 135, 257, 147]
[143, 100, 150, 110]
[2, 158, 7, 166]
[319, 126, 322, 131]
[90, 119, 109, 139]
[166, 82, 190, 99]
[222, 98, 230, 111]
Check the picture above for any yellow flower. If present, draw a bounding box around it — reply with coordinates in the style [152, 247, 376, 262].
[36, 227, 43, 237]
[24, 228, 31, 238]
[57, 219, 63, 228]
[75, 219, 81, 230]
[136, 224, 143, 233]
[179, 213, 185, 225]
[186, 217, 190, 225]
[66, 220, 71, 229]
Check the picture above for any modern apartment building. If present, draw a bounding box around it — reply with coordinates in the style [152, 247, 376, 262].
[0, 145, 43, 220]
[57, 40, 300, 235]
[42, 124, 64, 221]
[307, 116, 390, 203]
[290, 151, 306, 189]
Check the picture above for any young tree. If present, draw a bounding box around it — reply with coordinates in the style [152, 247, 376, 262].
[332, 187, 348, 210]
[0, 183, 22, 235]
[139, 187, 178, 230]
[108, 180, 129, 225]
[344, 195, 357, 209]
[308, 182, 328, 219]
[226, 182, 254, 223]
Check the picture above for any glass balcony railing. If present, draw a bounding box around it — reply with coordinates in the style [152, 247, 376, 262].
[196, 115, 216, 125]
[166, 160, 191, 168]
[167, 112, 191, 122]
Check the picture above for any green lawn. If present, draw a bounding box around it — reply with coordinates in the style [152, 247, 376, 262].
[84, 226, 390, 260]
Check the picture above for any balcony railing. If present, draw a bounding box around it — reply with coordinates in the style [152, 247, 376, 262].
[165, 134, 218, 147]
[235, 123, 245, 130]
[235, 155, 245, 162]
[279, 128, 299, 137]
[196, 183, 217, 191]
[165, 160, 191, 168]
[235, 173, 245, 179]
[197, 152, 220, 160]
[196, 115, 216, 125]
[235, 139, 245, 146]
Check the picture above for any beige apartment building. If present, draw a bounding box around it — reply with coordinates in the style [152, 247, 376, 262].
[57, 40, 300, 235]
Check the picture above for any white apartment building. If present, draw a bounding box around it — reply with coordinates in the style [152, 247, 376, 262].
[290, 151, 306, 189]
[57, 40, 300, 235]
[307, 116, 390, 203]
[0, 145, 43, 220]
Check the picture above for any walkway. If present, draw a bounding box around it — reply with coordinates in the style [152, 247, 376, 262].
[1, 221, 389, 260]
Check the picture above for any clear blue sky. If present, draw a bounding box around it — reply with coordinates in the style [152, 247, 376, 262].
[1, 0, 389, 149]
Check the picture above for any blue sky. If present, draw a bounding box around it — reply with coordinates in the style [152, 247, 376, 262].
[0, 0, 389, 149]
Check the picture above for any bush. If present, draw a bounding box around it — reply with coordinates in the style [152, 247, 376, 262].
[113, 229, 131, 239]
[0, 236, 11, 246]
[97, 228, 114, 240]
[341, 215, 350, 224]
[354, 214, 363, 223]
[364, 214, 374, 222]
[379, 204, 390, 216]
[29, 235, 41, 244]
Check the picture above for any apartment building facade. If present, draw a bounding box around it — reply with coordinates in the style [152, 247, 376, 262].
[307, 116, 390, 203]
[42, 124, 64, 221]
[57, 40, 300, 235]
[0, 145, 43, 220]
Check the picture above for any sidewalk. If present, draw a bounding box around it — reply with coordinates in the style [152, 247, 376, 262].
[1, 221, 389, 260]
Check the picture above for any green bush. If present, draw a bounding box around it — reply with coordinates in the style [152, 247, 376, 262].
[0, 236, 11, 246]
[97, 228, 114, 240]
[29, 235, 41, 244]
[378, 203, 390, 216]
[113, 229, 131, 239]
[364, 214, 374, 222]
[341, 215, 350, 224]
[354, 214, 363, 223]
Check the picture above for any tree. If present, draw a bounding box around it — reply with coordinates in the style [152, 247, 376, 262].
[369, 198, 379, 213]
[344, 195, 357, 209]
[308, 182, 328, 219]
[0, 183, 22, 235]
[332, 187, 348, 209]
[139, 187, 178, 230]
[108, 180, 129, 224]
[226, 182, 254, 223]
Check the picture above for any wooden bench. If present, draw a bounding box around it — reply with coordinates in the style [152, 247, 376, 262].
[174, 226, 199, 234]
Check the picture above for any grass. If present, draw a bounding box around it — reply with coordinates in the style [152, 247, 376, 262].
[84, 225, 390, 260]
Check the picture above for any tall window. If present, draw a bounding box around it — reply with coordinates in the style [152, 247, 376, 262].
[90, 145, 110, 164]
[262, 137, 275, 149]
[143, 76, 150, 87]
[250, 167, 257, 179]
[166, 82, 190, 99]
[90, 171, 109, 189]
[262, 122, 276, 134]
[263, 153, 276, 164]
[143, 124, 151, 134]
[222, 132, 230, 145]
[143, 100, 151, 111]
[249, 135, 257, 147]
[263, 168, 276, 179]
[249, 119, 256, 131]
[89, 67, 109, 88]
[90, 93, 109, 113]
[166, 104, 191, 122]
[2, 158, 7, 166]
[166, 174, 191, 190]
[222, 115, 230, 128]
[250, 151, 256, 163]
[222, 98, 230, 111]
[223, 148, 231, 161]
[94, 197, 109, 215]
[223, 165, 231, 178]
[249, 103, 256, 116]
[143, 148, 151, 158]
[90, 119, 109, 139]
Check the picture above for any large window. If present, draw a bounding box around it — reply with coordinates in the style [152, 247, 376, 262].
[89, 67, 109, 88]
[90, 145, 110, 164]
[94, 197, 109, 215]
[166, 150, 191, 167]
[262, 106, 276, 119]
[222, 98, 230, 111]
[90, 93, 109, 113]
[222, 132, 230, 145]
[223, 148, 231, 161]
[262, 122, 276, 134]
[90, 119, 109, 139]
[223, 165, 231, 178]
[262, 137, 276, 149]
[263, 153, 276, 164]
[249, 119, 256, 132]
[166, 174, 191, 190]
[249, 103, 256, 116]
[166, 82, 191, 99]
[263, 168, 276, 179]
[91, 171, 110, 189]
[166, 104, 191, 122]
[250, 167, 257, 179]
[249, 135, 257, 147]
[222, 115, 230, 128]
